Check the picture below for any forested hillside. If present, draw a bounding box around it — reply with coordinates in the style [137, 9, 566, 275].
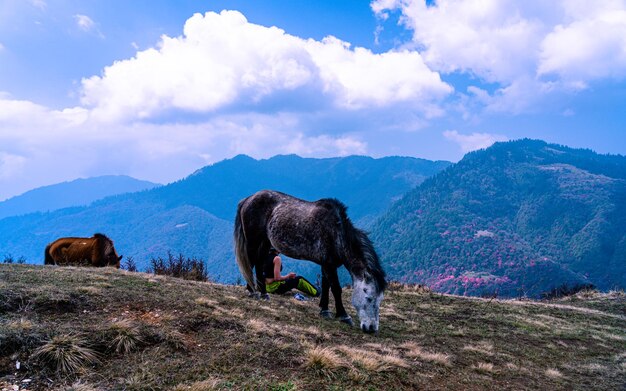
[372, 140, 626, 298]
[0, 155, 449, 281]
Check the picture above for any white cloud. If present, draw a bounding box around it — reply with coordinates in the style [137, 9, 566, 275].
[443, 130, 508, 152]
[372, 0, 626, 112]
[538, 9, 626, 82]
[0, 152, 26, 180]
[74, 14, 104, 38]
[29, 0, 46, 10]
[74, 14, 95, 31]
[0, 42, 4, 51]
[81, 10, 451, 122]
[307, 36, 451, 109]
[0, 95, 368, 200]
[1, 10, 455, 200]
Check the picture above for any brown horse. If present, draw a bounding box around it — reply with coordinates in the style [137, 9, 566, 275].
[44, 233, 122, 268]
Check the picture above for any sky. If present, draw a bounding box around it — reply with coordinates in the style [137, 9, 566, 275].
[1, 0, 625, 201]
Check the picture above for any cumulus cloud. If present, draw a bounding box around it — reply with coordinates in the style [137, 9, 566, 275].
[443, 130, 508, 152]
[0, 95, 367, 200]
[1, 10, 455, 200]
[81, 10, 451, 122]
[372, 0, 626, 112]
[539, 9, 626, 82]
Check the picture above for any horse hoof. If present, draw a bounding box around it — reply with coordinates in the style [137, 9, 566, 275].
[339, 316, 353, 326]
[319, 310, 333, 319]
[260, 293, 270, 301]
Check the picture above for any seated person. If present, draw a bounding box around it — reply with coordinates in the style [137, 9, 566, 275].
[264, 247, 319, 297]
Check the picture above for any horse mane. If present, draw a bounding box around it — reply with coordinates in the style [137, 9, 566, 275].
[318, 198, 387, 292]
[92, 233, 113, 264]
[93, 233, 110, 242]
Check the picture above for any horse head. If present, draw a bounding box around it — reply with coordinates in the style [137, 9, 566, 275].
[107, 254, 123, 268]
[351, 273, 384, 334]
[95, 233, 122, 268]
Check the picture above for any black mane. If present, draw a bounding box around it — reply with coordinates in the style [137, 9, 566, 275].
[318, 197, 387, 292]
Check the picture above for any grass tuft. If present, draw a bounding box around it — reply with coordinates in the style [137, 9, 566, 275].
[473, 362, 496, 373]
[303, 346, 344, 372]
[172, 378, 222, 391]
[7, 317, 34, 332]
[62, 380, 101, 391]
[400, 342, 451, 366]
[32, 333, 99, 374]
[108, 319, 144, 354]
[545, 368, 563, 378]
[338, 345, 409, 372]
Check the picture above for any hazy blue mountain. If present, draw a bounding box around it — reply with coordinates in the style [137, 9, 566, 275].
[0, 154, 450, 282]
[371, 139, 626, 298]
[0, 175, 160, 220]
[140, 154, 450, 225]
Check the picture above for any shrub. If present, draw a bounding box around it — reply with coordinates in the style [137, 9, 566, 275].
[540, 283, 596, 300]
[148, 252, 209, 282]
[2, 254, 26, 264]
[122, 256, 138, 272]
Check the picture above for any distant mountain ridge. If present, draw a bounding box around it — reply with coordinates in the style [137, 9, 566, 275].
[371, 139, 626, 298]
[0, 154, 450, 282]
[0, 175, 160, 220]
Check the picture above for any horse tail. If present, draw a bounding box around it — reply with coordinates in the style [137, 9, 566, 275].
[234, 200, 255, 291]
[44, 243, 54, 265]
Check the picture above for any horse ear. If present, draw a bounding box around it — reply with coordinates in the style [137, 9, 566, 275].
[118, 255, 123, 261]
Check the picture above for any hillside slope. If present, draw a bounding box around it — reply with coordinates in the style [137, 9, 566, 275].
[372, 139, 626, 298]
[0, 175, 160, 220]
[0, 154, 449, 278]
[1, 265, 624, 390]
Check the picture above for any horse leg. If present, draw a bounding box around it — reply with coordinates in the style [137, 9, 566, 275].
[255, 263, 270, 300]
[255, 243, 271, 300]
[328, 267, 353, 326]
[319, 270, 332, 319]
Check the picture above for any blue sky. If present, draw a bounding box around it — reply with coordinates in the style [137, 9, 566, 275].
[1, 0, 625, 200]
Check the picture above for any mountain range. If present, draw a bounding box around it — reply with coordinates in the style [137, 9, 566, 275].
[2, 141, 624, 298]
[0, 175, 159, 220]
[371, 139, 626, 298]
[0, 154, 450, 282]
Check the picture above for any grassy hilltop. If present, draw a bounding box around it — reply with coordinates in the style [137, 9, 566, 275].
[1, 264, 625, 390]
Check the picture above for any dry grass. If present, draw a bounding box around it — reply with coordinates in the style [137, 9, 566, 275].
[545, 368, 563, 378]
[107, 319, 143, 354]
[61, 380, 102, 391]
[32, 334, 99, 374]
[303, 346, 345, 372]
[194, 297, 218, 306]
[171, 378, 222, 391]
[76, 286, 102, 295]
[462, 341, 494, 356]
[473, 362, 496, 373]
[6, 317, 34, 332]
[337, 345, 409, 372]
[387, 281, 431, 294]
[400, 342, 451, 366]
[2, 264, 625, 391]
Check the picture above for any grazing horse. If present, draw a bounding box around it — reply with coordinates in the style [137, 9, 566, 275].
[44, 233, 122, 268]
[234, 190, 387, 334]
